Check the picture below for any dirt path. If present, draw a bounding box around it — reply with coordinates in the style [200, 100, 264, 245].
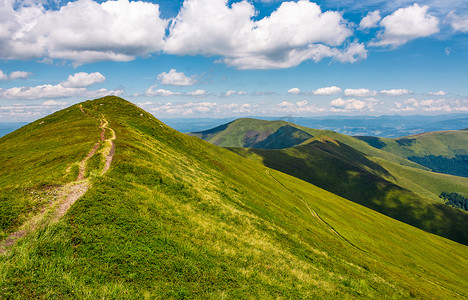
[100, 118, 116, 175]
[0, 106, 116, 255]
[77, 142, 100, 180]
[267, 169, 365, 252]
[54, 182, 90, 221]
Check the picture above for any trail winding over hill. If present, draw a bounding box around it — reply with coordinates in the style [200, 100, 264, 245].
[0, 105, 116, 254]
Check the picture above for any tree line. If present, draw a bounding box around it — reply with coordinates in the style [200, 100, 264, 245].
[440, 192, 468, 211]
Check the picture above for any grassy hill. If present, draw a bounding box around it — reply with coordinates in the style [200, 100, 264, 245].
[190, 118, 313, 149]
[1, 96, 467, 298]
[230, 138, 468, 245]
[190, 118, 427, 169]
[355, 130, 468, 177]
[193, 118, 468, 243]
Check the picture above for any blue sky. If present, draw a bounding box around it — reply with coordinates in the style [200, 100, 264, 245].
[0, 0, 468, 121]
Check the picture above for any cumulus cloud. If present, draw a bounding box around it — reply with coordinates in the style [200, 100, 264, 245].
[276, 100, 324, 113]
[313, 86, 342, 95]
[447, 11, 468, 32]
[136, 85, 207, 97]
[140, 85, 179, 97]
[359, 10, 381, 29]
[288, 88, 301, 95]
[42, 100, 68, 106]
[0, 102, 70, 121]
[392, 98, 468, 112]
[344, 88, 377, 97]
[0, 0, 168, 64]
[370, 4, 439, 48]
[380, 89, 411, 96]
[157, 69, 197, 86]
[222, 103, 256, 113]
[0, 70, 33, 80]
[165, 0, 365, 69]
[0, 0, 370, 68]
[0, 72, 122, 100]
[8, 71, 33, 80]
[0, 71, 8, 81]
[187, 89, 207, 97]
[330, 97, 379, 112]
[149, 101, 217, 115]
[61, 72, 105, 88]
[429, 90, 447, 96]
[223, 90, 247, 97]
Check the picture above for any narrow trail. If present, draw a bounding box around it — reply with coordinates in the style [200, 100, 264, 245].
[0, 104, 116, 254]
[266, 169, 365, 252]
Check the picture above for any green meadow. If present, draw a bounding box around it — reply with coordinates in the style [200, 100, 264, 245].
[0, 96, 467, 298]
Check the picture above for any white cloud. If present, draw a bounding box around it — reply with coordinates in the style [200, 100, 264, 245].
[344, 88, 377, 97]
[0, 70, 33, 80]
[0, 72, 122, 100]
[165, 0, 365, 69]
[330, 97, 379, 112]
[187, 89, 207, 97]
[0, 0, 168, 64]
[313, 86, 342, 95]
[429, 90, 447, 96]
[360, 10, 381, 29]
[0, 71, 8, 81]
[42, 100, 68, 106]
[149, 101, 218, 115]
[0, 102, 70, 121]
[0, 0, 369, 68]
[222, 103, 256, 113]
[8, 71, 33, 80]
[157, 69, 197, 86]
[141, 85, 179, 97]
[61, 72, 105, 88]
[288, 88, 301, 95]
[276, 100, 324, 113]
[380, 89, 411, 96]
[447, 11, 468, 32]
[370, 4, 439, 48]
[392, 98, 468, 112]
[224, 90, 247, 97]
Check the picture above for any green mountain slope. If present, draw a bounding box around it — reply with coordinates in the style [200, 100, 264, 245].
[193, 118, 468, 243]
[1, 96, 467, 298]
[190, 118, 313, 149]
[191, 118, 427, 169]
[230, 138, 468, 245]
[356, 130, 468, 177]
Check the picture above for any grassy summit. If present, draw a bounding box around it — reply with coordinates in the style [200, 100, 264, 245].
[1, 96, 467, 298]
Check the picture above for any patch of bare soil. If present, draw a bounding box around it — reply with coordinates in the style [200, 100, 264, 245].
[102, 141, 115, 175]
[77, 142, 100, 181]
[54, 182, 90, 221]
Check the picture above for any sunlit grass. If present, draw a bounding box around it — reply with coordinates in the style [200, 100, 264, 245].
[0, 96, 467, 298]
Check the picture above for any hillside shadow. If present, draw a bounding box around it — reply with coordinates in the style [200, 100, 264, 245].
[231, 140, 468, 245]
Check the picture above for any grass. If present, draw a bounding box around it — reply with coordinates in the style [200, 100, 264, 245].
[230, 138, 468, 245]
[0, 104, 100, 239]
[1, 96, 467, 298]
[356, 130, 468, 177]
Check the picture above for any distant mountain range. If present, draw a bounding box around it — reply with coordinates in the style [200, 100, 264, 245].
[4, 114, 468, 139]
[1, 97, 467, 298]
[162, 114, 468, 137]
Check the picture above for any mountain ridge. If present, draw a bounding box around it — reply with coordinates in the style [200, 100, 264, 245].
[1, 96, 467, 298]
